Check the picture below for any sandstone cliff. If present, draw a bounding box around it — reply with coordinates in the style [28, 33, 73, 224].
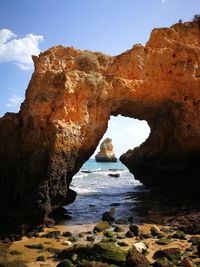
[95, 138, 117, 162]
[0, 20, 200, 235]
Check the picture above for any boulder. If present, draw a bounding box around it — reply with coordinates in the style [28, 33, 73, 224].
[125, 249, 150, 267]
[114, 226, 125, 232]
[129, 224, 140, 236]
[181, 258, 196, 267]
[132, 242, 148, 254]
[153, 248, 181, 263]
[101, 212, 115, 223]
[94, 221, 109, 232]
[172, 231, 186, 240]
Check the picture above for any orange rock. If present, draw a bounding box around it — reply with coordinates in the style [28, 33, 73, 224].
[0, 20, 200, 235]
[181, 258, 196, 267]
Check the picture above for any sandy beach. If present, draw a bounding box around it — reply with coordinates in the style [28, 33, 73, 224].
[1, 221, 199, 266]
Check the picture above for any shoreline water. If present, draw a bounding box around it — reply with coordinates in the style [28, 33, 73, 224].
[62, 159, 142, 226]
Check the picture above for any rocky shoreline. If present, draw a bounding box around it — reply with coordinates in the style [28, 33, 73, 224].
[0, 208, 200, 267]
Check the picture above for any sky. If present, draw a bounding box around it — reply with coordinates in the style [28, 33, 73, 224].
[0, 0, 199, 157]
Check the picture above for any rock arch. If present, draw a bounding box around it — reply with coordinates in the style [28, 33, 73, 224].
[0, 21, 200, 235]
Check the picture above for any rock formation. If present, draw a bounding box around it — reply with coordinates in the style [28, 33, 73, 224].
[95, 138, 117, 162]
[0, 20, 200, 235]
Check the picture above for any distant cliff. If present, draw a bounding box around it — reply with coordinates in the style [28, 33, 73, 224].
[0, 20, 200, 235]
[95, 138, 117, 162]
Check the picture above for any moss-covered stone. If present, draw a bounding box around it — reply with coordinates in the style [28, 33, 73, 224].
[42, 230, 61, 238]
[9, 250, 22, 255]
[92, 242, 126, 265]
[156, 239, 172, 245]
[63, 231, 73, 237]
[79, 233, 85, 238]
[153, 257, 172, 267]
[71, 253, 78, 262]
[172, 231, 186, 240]
[153, 248, 181, 264]
[87, 236, 96, 242]
[58, 244, 93, 261]
[94, 221, 109, 232]
[116, 234, 126, 239]
[114, 226, 124, 232]
[36, 255, 46, 262]
[57, 259, 74, 267]
[104, 231, 114, 238]
[68, 236, 79, 242]
[58, 242, 126, 265]
[24, 243, 43, 249]
[102, 237, 117, 243]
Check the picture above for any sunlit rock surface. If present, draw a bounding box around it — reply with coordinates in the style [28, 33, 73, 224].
[0, 21, 200, 235]
[95, 138, 117, 162]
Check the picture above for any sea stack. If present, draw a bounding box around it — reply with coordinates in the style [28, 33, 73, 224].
[95, 138, 117, 162]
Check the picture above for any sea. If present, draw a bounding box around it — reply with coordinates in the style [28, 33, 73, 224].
[62, 159, 200, 227]
[63, 158, 146, 225]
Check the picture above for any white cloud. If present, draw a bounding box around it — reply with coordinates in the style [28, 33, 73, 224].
[161, 0, 167, 3]
[6, 95, 23, 108]
[109, 121, 118, 127]
[125, 121, 150, 141]
[0, 29, 43, 70]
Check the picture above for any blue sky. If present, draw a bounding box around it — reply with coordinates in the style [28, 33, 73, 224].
[0, 0, 199, 156]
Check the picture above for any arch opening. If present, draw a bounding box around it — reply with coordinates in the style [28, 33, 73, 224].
[63, 116, 150, 224]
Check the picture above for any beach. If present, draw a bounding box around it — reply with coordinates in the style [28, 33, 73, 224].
[1, 221, 200, 266]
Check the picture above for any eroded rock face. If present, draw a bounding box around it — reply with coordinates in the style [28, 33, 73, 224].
[95, 138, 117, 162]
[0, 21, 200, 235]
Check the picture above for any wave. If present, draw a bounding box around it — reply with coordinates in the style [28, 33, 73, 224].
[81, 168, 101, 173]
[70, 187, 98, 196]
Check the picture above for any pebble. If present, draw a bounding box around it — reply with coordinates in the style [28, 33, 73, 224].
[62, 240, 72, 246]
[133, 242, 148, 253]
